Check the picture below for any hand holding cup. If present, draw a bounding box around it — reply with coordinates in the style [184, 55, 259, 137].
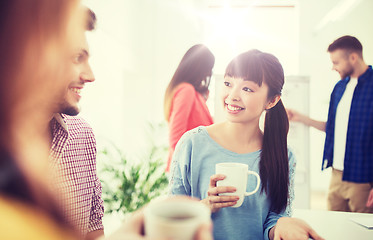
[201, 174, 240, 213]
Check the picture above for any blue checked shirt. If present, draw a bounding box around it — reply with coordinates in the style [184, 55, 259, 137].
[322, 65, 373, 183]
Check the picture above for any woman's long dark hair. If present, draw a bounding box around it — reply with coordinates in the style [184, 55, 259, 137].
[225, 49, 289, 213]
[164, 44, 215, 121]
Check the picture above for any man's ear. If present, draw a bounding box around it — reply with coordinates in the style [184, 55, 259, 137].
[349, 52, 358, 64]
[266, 95, 281, 110]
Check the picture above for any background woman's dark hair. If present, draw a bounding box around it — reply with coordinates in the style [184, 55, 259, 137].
[164, 44, 215, 121]
[225, 49, 289, 213]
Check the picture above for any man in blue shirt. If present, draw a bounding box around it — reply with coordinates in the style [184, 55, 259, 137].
[287, 35, 373, 213]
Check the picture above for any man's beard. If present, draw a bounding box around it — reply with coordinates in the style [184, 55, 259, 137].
[57, 101, 80, 116]
[53, 89, 80, 116]
[339, 68, 354, 79]
[340, 65, 354, 79]
[61, 106, 79, 116]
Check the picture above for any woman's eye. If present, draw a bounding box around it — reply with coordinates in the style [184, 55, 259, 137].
[224, 81, 231, 87]
[242, 87, 253, 92]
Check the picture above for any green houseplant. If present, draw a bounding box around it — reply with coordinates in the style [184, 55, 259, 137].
[98, 122, 169, 215]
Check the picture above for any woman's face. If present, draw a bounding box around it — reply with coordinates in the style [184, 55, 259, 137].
[221, 76, 270, 124]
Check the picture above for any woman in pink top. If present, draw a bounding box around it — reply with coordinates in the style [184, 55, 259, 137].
[164, 44, 215, 172]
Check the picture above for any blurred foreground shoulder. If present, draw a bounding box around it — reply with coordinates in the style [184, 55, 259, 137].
[0, 196, 76, 240]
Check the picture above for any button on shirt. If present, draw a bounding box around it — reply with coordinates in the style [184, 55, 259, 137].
[333, 77, 357, 171]
[323, 66, 373, 183]
[49, 114, 104, 237]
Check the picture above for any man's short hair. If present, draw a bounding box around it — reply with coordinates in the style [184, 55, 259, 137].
[86, 8, 96, 31]
[327, 35, 363, 57]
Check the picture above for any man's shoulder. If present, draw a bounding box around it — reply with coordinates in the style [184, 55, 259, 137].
[364, 66, 373, 84]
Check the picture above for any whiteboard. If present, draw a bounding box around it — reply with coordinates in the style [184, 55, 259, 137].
[282, 76, 310, 209]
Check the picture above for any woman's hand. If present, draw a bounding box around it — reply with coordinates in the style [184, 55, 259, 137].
[270, 217, 324, 240]
[200, 174, 239, 213]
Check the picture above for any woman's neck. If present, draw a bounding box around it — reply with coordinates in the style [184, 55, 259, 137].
[226, 120, 262, 143]
[209, 121, 263, 154]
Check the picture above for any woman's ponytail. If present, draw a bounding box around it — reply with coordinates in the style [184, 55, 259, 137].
[260, 99, 289, 213]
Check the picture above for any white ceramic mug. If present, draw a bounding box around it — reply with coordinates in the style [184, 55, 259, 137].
[144, 197, 211, 240]
[215, 162, 261, 208]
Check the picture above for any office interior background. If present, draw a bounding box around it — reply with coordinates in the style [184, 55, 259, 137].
[80, 0, 373, 212]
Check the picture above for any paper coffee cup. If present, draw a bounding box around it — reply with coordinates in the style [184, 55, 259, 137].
[144, 197, 211, 240]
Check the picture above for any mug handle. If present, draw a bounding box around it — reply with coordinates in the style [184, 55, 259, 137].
[244, 171, 261, 196]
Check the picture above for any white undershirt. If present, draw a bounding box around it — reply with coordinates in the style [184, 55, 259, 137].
[333, 77, 358, 170]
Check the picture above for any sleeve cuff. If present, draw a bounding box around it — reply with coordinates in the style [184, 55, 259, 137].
[264, 224, 276, 240]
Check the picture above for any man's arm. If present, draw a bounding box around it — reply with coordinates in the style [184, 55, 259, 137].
[86, 166, 105, 239]
[86, 131, 105, 239]
[286, 108, 326, 132]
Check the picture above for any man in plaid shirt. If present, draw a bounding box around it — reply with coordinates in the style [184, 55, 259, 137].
[287, 36, 373, 213]
[49, 8, 104, 239]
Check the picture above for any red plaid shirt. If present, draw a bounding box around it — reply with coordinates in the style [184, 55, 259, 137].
[50, 114, 104, 237]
